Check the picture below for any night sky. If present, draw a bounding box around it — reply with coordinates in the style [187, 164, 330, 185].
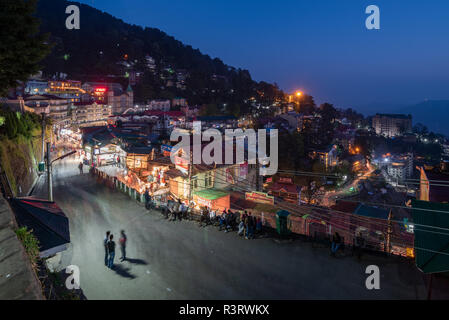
[77, 0, 449, 112]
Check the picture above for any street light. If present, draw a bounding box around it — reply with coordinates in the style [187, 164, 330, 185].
[295, 91, 303, 97]
[46, 142, 76, 202]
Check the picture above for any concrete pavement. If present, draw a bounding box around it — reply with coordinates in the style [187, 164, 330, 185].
[30, 157, 433, 299]
[0, 194, 44, 300]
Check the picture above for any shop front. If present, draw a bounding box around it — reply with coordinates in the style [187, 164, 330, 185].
[193, 189, 230, 212]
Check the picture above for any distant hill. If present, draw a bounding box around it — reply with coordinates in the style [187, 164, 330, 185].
[398, 100, 449, 136]
[34, 0, 283, 107]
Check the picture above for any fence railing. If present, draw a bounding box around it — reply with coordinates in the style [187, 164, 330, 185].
[90, 166, 414, 258]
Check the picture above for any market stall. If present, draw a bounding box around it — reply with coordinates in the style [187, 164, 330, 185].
[193, 188, 230, 212]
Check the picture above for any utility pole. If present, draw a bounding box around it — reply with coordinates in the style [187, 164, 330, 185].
[46, 142, 53, 202]
[187, 129, 193, 204]
[41, 113, 46, 163]
[256, 159, 260, 191]
[46, 145, 76, 203]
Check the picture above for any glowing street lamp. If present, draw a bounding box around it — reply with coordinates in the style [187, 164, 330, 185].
[295, 91, 303, 97]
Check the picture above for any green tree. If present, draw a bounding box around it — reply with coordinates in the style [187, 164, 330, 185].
[0, 0, 51, 96]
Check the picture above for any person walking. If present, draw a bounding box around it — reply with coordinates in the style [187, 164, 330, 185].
[104, 231, 110, 266]
[255, 217, 262, 236]
[354, 232, 365, 260]
[107, 234, 116, 269]
[78, 162, 83, 175]
[116, 155, 121, 168]
[331, 232, 342, 256]
[119, 230, 127, 262]
[238, 220, 245, 236]
[144, 187, 152, 210]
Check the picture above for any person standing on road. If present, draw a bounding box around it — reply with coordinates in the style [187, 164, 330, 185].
[354, 232, 365, 260]
[331, 232, 342, 256]
[119, 230, 127, 262]
[107, 234, 116, 269]
[104, 231, 110, 266]
[144, 187, 151, 210]
[78, 162, 83, 174]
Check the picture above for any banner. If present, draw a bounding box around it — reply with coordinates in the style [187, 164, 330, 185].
[174, 156, 189, 173]
[279, 177, 293, 184]
[245, 191, 274, 205]
[161, 144, 173, 157]
[239, 162, 248, 178]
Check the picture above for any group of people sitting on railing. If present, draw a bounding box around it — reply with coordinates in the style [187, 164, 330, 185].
[199, 208, 263, 240]
[144, 193, 264, 240]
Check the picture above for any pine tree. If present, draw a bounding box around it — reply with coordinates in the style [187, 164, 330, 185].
[0, 0, 51, 96]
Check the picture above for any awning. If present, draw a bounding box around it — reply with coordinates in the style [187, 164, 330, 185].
[193, 189, 229, 200]
[12, 197, 70, 258]
[412, 199, 449, 274]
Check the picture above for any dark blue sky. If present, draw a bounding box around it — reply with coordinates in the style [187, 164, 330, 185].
[78, 0, 449, 112]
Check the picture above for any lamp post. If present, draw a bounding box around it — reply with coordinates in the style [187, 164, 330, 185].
[46, 142, 76, 202]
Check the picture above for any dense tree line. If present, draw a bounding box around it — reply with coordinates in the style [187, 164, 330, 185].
[34, 0, 282, 109]
[0, 0, 50, 96]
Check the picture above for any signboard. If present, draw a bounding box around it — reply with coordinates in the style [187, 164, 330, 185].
[161, 144, 173, 157]
[196, 197, 212, 208]
[265, 177, 273, 183]
[279, 177, 293, 184]
[239, 162, 248, 178]
[174, 156, 189, 174]
[245, 191, 275, 205]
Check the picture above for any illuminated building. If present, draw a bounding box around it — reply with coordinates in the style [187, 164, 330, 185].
[82, 82, 133, 114]
[372, 113, 412, 137]
[73, 101, 112, 127]
[47, 80, 84, 103]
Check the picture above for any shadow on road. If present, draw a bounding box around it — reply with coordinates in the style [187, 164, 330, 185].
[124, 258, 148, 265]
[111, 264, 136, 279]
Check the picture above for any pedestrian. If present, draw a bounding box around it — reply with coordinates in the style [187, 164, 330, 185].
[116, 155, 121, 168]
[144, 187, 152, 210]
[119, 230, 127, 261]
[199, 206, 208, 227]
[218, 211, 226, 231]
[256, 217, 262, 235]
[104, 231, 110, 266]
[180, 201, 187, 219]
[331, 232, 342, 256]
[224, 210, 231, 233]
[209, 208, 216, 225]
[247, 215, 255, 239]
[107, 234, 116, 269]
[172, 200, 180, 221]
[238, 220, 245, 236]
[354, 232, 365, 260]
[78, 161, 83, 174]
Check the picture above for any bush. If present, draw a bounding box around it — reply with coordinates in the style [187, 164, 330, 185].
[15, 227, 40, 267]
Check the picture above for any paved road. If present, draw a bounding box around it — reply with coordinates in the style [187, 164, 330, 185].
[32, 158, 429, 299]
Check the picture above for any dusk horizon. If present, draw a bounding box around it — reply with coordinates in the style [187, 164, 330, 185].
[77, 0, 449, 111]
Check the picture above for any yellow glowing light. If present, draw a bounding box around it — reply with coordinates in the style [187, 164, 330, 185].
[295, 91, 303, 97]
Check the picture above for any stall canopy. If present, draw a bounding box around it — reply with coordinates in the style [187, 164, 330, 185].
[12, 197, 70, 258]
[412, 199, 449, 274]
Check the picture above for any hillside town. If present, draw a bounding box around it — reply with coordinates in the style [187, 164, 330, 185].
[1, 0, 449, 304]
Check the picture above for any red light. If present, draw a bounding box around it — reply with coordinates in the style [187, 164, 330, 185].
[95, 87, 107, 92]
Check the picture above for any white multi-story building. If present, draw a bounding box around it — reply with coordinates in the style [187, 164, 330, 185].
[386, 153, 413, 182]
[372, 113, 412, 137]
[147, 99, 171, 111]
